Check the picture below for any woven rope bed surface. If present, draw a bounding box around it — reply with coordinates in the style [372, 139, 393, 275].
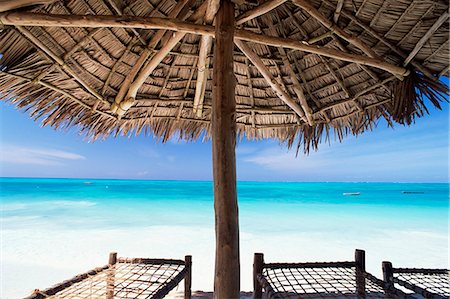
[393, 269, 450, 299]
[25, 257, 189, 299]
[257, 261, 406, 299]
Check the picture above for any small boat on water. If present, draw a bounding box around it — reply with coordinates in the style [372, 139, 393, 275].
[83, 181, 92, 185]
[402, 191, 424, 194]
[343, 192, 361, 196]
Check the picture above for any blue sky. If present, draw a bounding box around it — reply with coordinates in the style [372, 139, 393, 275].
[0, 95, 448, 182]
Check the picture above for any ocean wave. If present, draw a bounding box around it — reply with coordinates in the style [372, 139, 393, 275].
[1, 200, 97, 211]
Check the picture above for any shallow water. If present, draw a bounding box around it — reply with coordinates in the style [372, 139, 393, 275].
[1, 178, 448, 298]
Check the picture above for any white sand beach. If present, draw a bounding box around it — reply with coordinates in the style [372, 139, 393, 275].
[1, 224, 447, 298]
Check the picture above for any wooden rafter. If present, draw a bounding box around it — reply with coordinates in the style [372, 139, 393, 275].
[333, 0, 344, 23]
[104, 0, 147, 45]
[14, 26, 107, 104]
[292, 0, 378, 58]
[235, 39, 307, 122]
[236, 0, 287, 25]
[0, 0, 54, 12]
[0, 71, 115, 119]
[0, 12, 410, 77]
[320, 0, 436, 79]
[319, 56, 363, 112]
[317, 76, 396, 114]
[403, 11, 449, 66]
[331, 35, 390, 94]
[102, 37, 137, 96]
[30, 27, 103, 89]
[192, 0, 219, 118]
[112, 0, 195, 116]
[267, 15, 314, 125]
[244, 59, 256, 128]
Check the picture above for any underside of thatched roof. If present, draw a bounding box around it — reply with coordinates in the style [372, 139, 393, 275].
[0, 0, 448, 152]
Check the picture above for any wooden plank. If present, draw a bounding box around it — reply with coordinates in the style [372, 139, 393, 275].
[212, 1, 240, 298]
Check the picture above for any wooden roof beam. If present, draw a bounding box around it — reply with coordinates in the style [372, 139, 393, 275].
[0, 12, 409, 77]
[403, 11, 449, 66]
[192, 0, 219, 118]
[236, 0, 287, 25]
[235, 39, 307, 122]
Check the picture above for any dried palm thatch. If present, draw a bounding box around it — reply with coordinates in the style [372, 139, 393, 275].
[0, 0, 448, 152]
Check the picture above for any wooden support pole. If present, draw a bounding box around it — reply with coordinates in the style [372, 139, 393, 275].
[184, 255, 192, 299]
[107, 252, 117, 299]
[355, 249, 366, 299]
[212, 1, 240, 298]
[382, 261, 394, 293]
[0, 12, 410, 77]
[253, 253, 264, 299]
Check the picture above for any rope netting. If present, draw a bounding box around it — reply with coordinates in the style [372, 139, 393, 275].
[258, 264, 393, 299]
[393, 270, 449, 299]
[28, 258, 188, 299]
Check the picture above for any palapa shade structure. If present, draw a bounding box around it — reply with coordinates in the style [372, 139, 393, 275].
[0, 0, 448, 297]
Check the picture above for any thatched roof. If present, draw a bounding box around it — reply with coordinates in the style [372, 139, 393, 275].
[0, 0, 448, 152]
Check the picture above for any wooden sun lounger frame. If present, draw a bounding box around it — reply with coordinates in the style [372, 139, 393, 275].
[24, 252, 192, 299]
[382, 262, 449, 299]
[253, 249, 407, 299]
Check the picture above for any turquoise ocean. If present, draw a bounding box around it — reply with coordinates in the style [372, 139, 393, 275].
[1, 178, 448, 297]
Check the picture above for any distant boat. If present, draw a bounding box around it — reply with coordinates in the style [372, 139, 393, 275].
[343, 192, 361, 196]
[402, 191, 424, 194]
[84, 182, 93, 185]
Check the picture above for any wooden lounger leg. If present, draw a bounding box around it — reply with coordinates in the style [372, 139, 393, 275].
[382, 261, 394, 294]
[253, 253, 264, 299]
[355, 249, 366, 299]
[107, 252, 117, 299]
[184, 255, 192, 299]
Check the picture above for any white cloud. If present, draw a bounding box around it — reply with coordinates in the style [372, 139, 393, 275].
[136, 170, 149, 176]
[0, 144, 85, 166]
[244, 147, 327, 171]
